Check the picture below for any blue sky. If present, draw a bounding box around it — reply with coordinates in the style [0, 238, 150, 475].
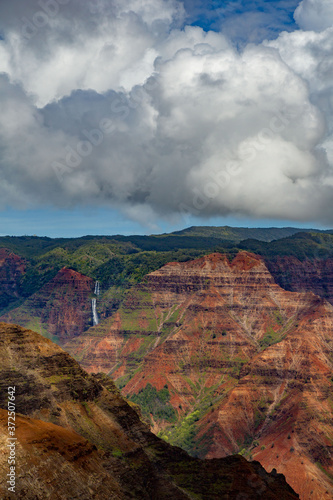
[0, 208, 329, 238]
[183, 0, 299, 42]
[0, 0, 332, 236]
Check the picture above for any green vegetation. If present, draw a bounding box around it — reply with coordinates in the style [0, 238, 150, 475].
[46, 374, 71, 383]
[240, 231, 333, 260]
[114, 373, 132, 390]
[171, 226, 313, 243]
[316, 462, 333, 482]
[20, 266, 60, 299]
[243, 434, 254, 448]
[259, 326, 286, 350]
[159, 410, 200, 454]
[254, 408, 266, 429]
[81, 401, 93, 417]
[94, 249, 213, 288]
[158, 377, 231, 456]
[1, 228, 333, 316]
[112, 448, 123, 458]
[272, 309, 284, 326]
[129, 384, 177, 423]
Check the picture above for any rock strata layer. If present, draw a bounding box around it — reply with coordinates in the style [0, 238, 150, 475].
[0, 322, 298, 499]
[64, 252, 333, 499]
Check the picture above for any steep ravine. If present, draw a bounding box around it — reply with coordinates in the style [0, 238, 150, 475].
[0, 322, 298, 499]
[63, 252, 333, 499]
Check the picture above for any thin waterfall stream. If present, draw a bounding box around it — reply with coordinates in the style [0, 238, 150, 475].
[92, 281, 100, 326]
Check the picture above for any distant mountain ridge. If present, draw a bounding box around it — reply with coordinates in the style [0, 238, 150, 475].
[0, 226, 332, 260]
[170, 225, 333, 242]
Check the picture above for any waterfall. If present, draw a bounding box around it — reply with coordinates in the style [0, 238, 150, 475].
[92, 281, 100, 325]
[92, 298, 99, 326]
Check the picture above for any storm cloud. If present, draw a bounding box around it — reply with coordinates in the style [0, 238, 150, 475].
[0, 0, 332, 225]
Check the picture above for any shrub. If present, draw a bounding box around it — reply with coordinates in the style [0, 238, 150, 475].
[130, 383, 177, 423]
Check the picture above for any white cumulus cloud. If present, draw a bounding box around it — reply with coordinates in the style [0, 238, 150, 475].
[0, 0, 332, 226]
[294, 0, 333, 32]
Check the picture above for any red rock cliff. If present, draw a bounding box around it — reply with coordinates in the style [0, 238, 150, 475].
[1, 267, 94, 341]
[64, 251, 333, 499]
[267, 256, 333, 305]
[0, 248, 26, 308]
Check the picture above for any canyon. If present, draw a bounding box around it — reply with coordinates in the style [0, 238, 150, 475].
[63, 252, 333, 499]
[0, 322, 298, 499]
[1, 233, 333, 499]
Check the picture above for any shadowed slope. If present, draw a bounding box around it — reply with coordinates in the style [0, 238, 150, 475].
[0, 322, 298, 499]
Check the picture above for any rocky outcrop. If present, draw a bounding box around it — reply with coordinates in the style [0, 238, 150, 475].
[64, 252, 333, 499]
[0, 323, 298, 499]
[267, 256, 333, 305]
[65, 251, 316, 381]
[198, 297, 333, 499]
[1, 267, 94, 341]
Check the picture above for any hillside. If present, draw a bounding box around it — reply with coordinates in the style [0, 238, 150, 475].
[1, 229, 333, 498]
[1, 267, 95, 342]
[1, 230, 333, 319]
[0, 323, 298, 499]
[63, 252, 333, 499]
[0, 230, 333, 323]
[0, 248, 26, 310]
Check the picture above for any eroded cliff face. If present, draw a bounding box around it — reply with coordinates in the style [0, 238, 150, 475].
[198, 297, 333, 500]
[0, 249, 26, 309]
[1, 267, 94, 341]
[0, 323, 298, 499]
[65, 251, 316, 382]
[64, 252, 333, 499]
[267, 256, 333, 305]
